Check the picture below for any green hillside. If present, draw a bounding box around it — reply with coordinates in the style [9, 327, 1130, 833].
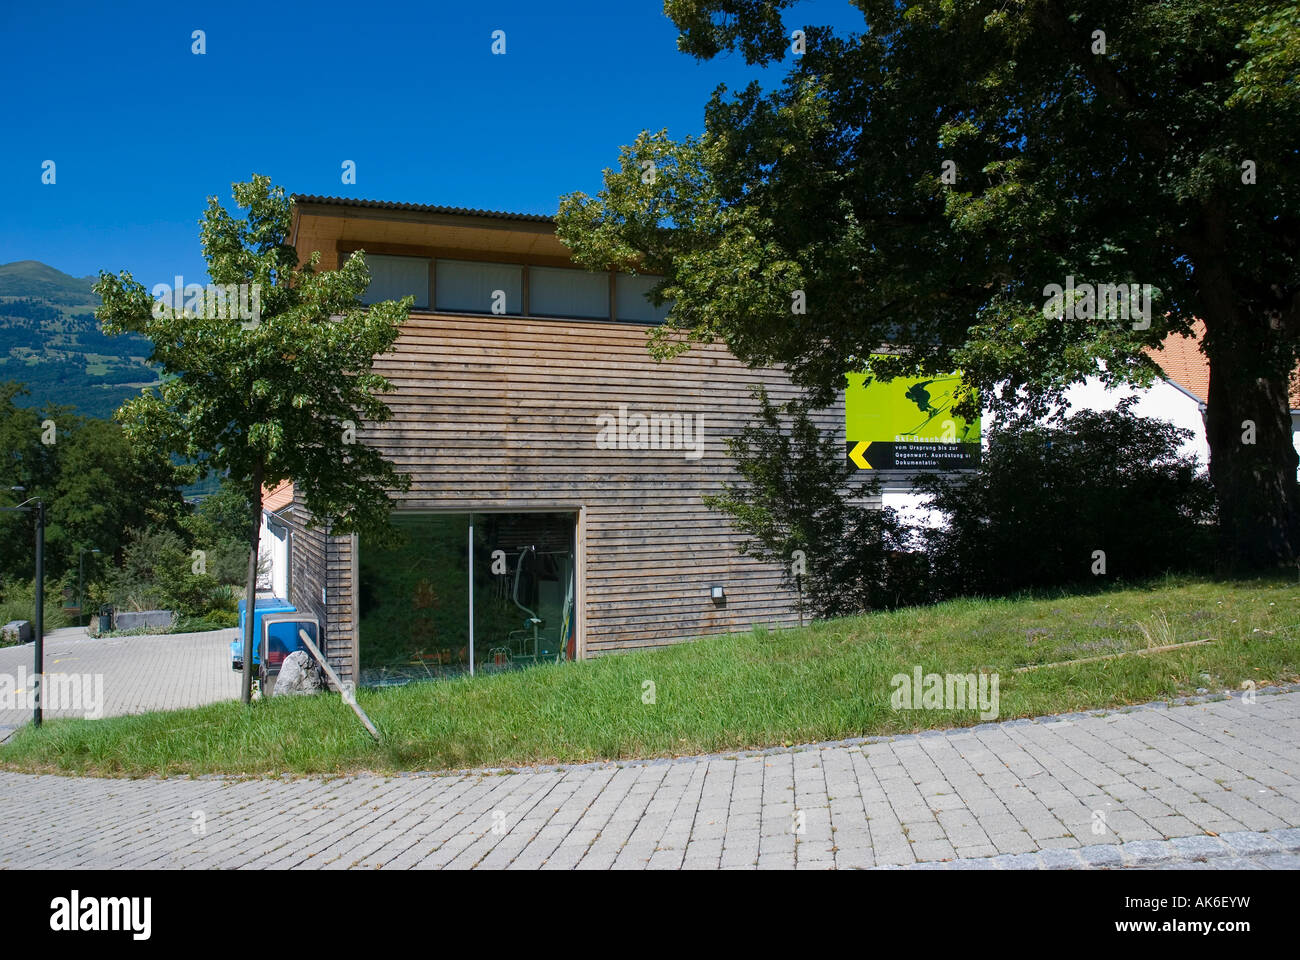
[0, 260, 160, 421]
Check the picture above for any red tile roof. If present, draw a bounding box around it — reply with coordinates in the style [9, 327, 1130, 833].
[262, 482, 294, 512]
[1144, 319, 1300, 411]
[1144, 319, 1210, 403]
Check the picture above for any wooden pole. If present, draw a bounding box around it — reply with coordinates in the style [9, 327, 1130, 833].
[298, 628, 381, 742]
[1013, 638, 1215, 673]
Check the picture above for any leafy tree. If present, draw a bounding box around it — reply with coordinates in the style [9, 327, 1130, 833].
[94, 175, 412, 702]
[187, 480, 254, 546]
[0, 384, 48, 584]
[0, 382, 186, 583]
[915, 400, 1218, 596]
[50, 416, 188, 573]
[703, 387, 927, 618]
[558, 0, 1300, 570]
[181, 479, 262, 584]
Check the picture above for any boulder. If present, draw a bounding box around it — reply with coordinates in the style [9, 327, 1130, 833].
[273, 650, 323, 696]
[1, 621, 33, 645]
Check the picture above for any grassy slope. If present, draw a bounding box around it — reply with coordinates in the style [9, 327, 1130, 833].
[2, 575, 1296, 778]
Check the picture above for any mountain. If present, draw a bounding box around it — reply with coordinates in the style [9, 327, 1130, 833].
[0, 260, 160, 421]
[0, 260, 100, 303]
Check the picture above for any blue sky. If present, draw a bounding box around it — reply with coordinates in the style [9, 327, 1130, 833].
[0, 0, 859, 289]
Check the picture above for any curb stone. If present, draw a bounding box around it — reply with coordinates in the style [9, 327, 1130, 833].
[887, 826, 1300, 870]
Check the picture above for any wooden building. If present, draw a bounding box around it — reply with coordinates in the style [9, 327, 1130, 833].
[277, 195, 846, 685]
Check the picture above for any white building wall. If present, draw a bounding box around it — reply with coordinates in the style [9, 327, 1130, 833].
[257, 515, 290, 598]
[1056, 376, 1209, 467]
[882, 376, 1212, 529]
[881, 485, 947, 532]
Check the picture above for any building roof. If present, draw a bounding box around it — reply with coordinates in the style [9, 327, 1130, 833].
[291, 194, 554, 224]
[1145, 320, 1210, 404]
[262, 482, 294, 513]
[1144, 319, 1300, 411]
[288, 199, 1300, 409]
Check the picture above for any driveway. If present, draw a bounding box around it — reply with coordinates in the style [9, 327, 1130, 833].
[0, 685, 1297, 869]
[0, 626, 239, 741]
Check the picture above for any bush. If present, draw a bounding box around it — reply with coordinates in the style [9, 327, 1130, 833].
[709, 392, 1219, 621]
[204, 538, 252, 586]
[173, 609, 238, 633]
[704, 388, 932, 619]
[915, 399, 1217, 595]
[0, 577, 71, 641]
[102, 525, 230, 618]
[160, 572, 226, 619]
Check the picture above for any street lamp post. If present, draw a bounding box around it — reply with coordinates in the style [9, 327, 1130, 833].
[2, 487, 44, 727]
[78, 548, 101, 628]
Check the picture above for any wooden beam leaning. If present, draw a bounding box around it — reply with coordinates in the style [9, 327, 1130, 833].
[299, 628, 382, 742]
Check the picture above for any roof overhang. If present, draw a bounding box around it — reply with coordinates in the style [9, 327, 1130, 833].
[290, 194, 573, 264]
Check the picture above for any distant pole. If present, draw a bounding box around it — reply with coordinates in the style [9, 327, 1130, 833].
[33, 500, 44, 728]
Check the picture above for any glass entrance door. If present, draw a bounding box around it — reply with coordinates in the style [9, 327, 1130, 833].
[472, 512, 576, 671]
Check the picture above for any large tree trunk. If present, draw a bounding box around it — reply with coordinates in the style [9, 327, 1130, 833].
[1202, 304, 1299, 572]
[240, 459, 264, 705]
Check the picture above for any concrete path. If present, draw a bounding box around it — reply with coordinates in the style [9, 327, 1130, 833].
[0, 626, 239, 741]
[0, 686, 1298, 869]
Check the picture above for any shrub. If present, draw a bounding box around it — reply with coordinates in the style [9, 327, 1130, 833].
[103, 525, 227, 617]
[204, 538, 252, 586]
[710, 392, 1219, 620]
[704, 388, 931, 619]
[915, 399, 1218, 595]
[0, 577, 71, 641]
[173, 609, 238, 633]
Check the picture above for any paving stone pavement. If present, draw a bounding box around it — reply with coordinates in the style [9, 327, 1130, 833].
[0, 626, 239, 742]
[0, 687, 1297, 870]
[884, 827, 1300, 869]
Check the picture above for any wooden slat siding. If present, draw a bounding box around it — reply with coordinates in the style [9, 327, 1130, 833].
[341, 309, 853, 662]
[326, 535, 355, 680]
[286, 510, 325, 653]
[288, 203, 892, 675]
[282, 507, 357, 683]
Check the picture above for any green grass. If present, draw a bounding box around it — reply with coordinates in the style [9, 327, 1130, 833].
[0, 580, 70, 644]
[2, 574, 1296, 778]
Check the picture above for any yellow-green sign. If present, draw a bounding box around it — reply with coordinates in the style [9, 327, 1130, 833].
[845, 369, 980, 470]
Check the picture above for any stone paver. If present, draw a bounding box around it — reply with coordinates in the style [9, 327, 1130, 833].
[888, 828, 1300, 870]
[0, 686, 1297, 869]
[0, 626, 238, 740]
